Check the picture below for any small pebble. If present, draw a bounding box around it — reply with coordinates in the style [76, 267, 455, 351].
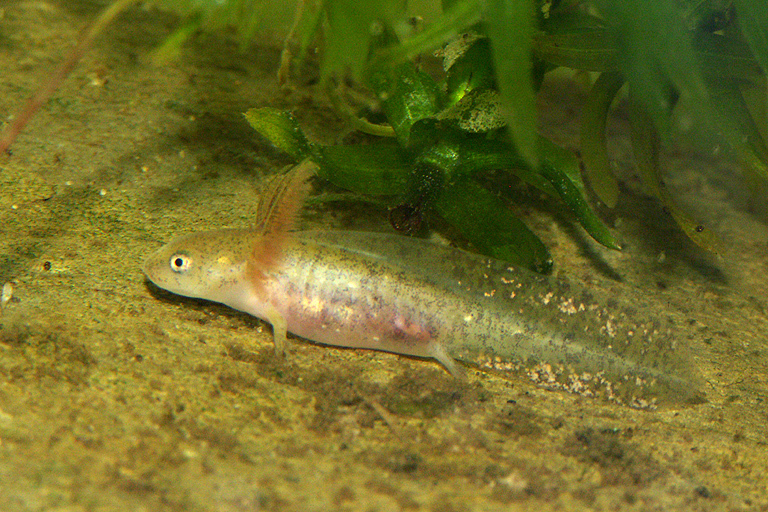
[1, 282, 12, 308]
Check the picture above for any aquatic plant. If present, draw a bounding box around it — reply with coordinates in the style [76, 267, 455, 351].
[243, 0, 768, 269]
[3, 0, 767, 270]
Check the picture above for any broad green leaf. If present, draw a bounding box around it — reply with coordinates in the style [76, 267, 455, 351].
[317, 141, 412, 196]
[430, 92, 590, 202]
[628, 104, 721, 254]
[244, 107, 313, 161]
[367, 64, 443, 146]
[435, 177, 552, 272]
[413, 134, 558, 196]
[580, 71, 624, 207]
[538, 162, 621, 250]
[484, 0, 538, 166]
[436, 90, 505, 133]
[444, 36, 495, 106]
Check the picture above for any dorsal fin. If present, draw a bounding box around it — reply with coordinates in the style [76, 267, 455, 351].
[249, 160, 317, 279]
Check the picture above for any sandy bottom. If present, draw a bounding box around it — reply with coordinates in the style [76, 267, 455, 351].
[0, 1, 767, 511]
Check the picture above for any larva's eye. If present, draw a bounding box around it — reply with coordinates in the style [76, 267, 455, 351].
[169, 254, 192, 273]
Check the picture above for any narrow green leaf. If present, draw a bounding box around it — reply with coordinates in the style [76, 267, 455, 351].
[733, 1, 768, 167]
[733, 0, 768, 78]
[322, 0, 406, 83]
[708, 81, 768, 180]
[540, 9, 606, 34]
[533, 30, 618, 71]
[244, 107, 313, 161]
[379, 0, 483, 66]
[484, 0, 538, 166]
[435, 177, 552, 272]
[694, 32, 763, 82]
[156, 0, 275, 49]
[738, 81, 768, 160]
[149, 14, 202, 65]
[293, 0, 327, 67]
[600, 0, 709, 125]
[538, 162, 621, 250]
[537, 136, 585, 195]
[628, 104, 721, 254]
[317, 141, 412, 196]
[580, 71, 624, 207]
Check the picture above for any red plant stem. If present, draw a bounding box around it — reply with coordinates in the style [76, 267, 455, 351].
[0, 0, 140, 156]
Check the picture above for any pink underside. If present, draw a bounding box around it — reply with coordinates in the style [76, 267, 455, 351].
[269, 282, 439, 359]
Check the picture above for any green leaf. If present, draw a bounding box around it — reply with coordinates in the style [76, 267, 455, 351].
[733, 0, 768, 78]
[537, 136, 585, 195]
[379, 0, 484, 66]
[244, 107, 313, 161]
[149, 13, 203, 65]
[436, 90, 506, 133]
[156, 0, 276, 49]
[322, 0, 407, 83]
[435, 177, 552, 272]
[292, 0, 327, 68]
[444, 36, 496, 106]
[599, 0, 708, 125]
[580, 71, 624, 207]
[628, 103, 721, 254]
[317, 141, 412, 196]
[538, 161, 621, 250]
[367, 64, 443, 146]
[533, 30, 619, 71]
[694, 32, 763, 82]
[414, 134, 558, 196]
[708, 80, 768, 180]
[483, 0, 538, 166]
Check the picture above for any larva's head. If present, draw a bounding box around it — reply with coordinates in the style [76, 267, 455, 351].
[143, 229, 254, 302]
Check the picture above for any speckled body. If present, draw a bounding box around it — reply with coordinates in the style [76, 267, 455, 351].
[144, 229, 697, 406]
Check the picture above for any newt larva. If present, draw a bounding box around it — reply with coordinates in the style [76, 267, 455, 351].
[143, 161, 700, 408]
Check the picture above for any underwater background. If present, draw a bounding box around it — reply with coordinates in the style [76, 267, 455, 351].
[0, 0, 767, 510]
